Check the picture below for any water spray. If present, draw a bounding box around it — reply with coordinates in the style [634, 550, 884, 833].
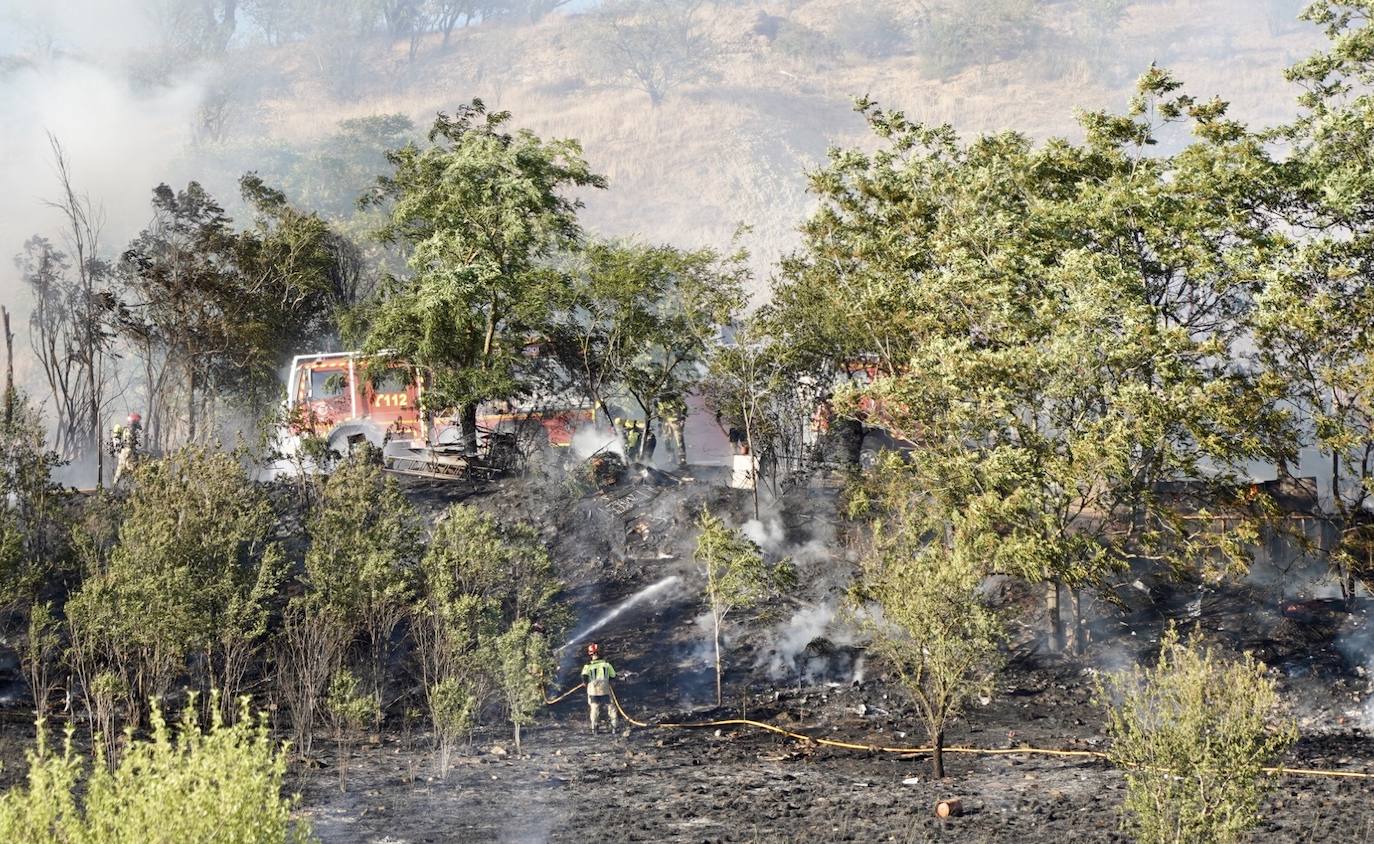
[560, 575, 683, 653]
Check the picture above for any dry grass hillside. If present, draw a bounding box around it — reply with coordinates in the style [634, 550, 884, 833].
[252, 0, 1322, 289]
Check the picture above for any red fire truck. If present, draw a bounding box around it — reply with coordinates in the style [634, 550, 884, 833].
[285, 352, 594, 477]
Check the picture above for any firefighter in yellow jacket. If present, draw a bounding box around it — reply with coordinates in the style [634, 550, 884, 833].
[581, 643, 619, 735]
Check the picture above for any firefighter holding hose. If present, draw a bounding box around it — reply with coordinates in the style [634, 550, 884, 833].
[582, 643, 620, 735]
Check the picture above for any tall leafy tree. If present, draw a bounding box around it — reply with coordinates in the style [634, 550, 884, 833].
[775, 77, 1284, 651]
[118, 176, 340, 449]
[1254, 0, 1374, 596]
[851, 461, 1003, 779]
[359, 101, 605, 451]
[551, 240, 745, 430]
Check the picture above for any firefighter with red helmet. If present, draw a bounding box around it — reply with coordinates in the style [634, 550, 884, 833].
[581, 642, 619, 735]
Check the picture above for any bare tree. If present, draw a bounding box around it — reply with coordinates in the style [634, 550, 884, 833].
[431, 0, 477, 46]
[146, 0, 240, 60]
[592, 0, 714, 106]
[17, 138, 120, 481]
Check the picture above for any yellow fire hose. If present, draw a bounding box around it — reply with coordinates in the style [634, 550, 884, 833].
[537, 682, 1374, 781]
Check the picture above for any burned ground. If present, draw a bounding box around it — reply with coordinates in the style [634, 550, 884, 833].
[1, 468, 1371, 843]
[294, 662, 1373, 844]
[291, 472, 1374, 843]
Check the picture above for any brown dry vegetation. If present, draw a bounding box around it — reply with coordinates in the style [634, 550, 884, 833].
[243, 0, 1321, 289]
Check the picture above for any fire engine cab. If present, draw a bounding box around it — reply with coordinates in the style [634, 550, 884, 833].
[285, 352, 593, 476]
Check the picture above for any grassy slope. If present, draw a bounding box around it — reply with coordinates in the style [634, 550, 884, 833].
[255, 0, 1321, 291]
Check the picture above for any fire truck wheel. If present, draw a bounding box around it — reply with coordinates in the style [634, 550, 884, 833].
[328, 425, 379, 459]
[858, 446, 880, 471]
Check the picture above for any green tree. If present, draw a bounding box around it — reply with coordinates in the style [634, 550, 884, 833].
[304, 455, 422, 722]
[551, 240, 746, 432]
[413, 504, 565, 756]
[491, 618, 551, 754]
[0, 698, 311, 843]
[1256, 1, 1374, 596]
[695, 508, 792, 706]
[1100, 626, 1296, 843]
[0, 391, 69, 609]
[851, 459, 1004, 779]
[770, 80, 1285, 652]
[358, 101, 605, 451]
[65, 447, 285, 727]
[118, 177, 342, 448]
[428, 675, 476, 777]
[22, 603, 61, 721]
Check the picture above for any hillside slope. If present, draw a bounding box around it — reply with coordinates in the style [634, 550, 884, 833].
[254, 0, 1322, 287]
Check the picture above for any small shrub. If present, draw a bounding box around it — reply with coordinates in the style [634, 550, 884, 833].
[491, 619, 552, 755]
[428, 676, 476, 778]
[1100, 627, 1297, 844]
[0, 698, 311, 843]
[326, 669, 374, 793]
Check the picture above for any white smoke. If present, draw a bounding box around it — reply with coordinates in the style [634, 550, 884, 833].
[2, 2, 208, 267]
[741, 516, 784, 552]
[570, 423, 623, 459]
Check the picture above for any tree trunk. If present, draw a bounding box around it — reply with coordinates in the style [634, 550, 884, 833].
[513, 721, 521, 755]
[460, 403, 478, 453]
[1045, 580, 1063, 653]
[1070, 587, 1085, 655]
[713, 613, 723, 707]
[186, 360, 198, 444]
[932, 728, 945, 779]
[2, 306, 13, 425]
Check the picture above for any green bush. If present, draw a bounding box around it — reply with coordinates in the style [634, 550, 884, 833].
[65, 447, 285, 727]
[0, 699, 311, 843]
[305, 456, 422, 724]
[1100, 627, 1297, 844]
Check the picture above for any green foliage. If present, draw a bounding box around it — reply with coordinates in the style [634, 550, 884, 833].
[428, 675, 476, 777]
[358, 100, 606, 447]
[305, 455, 422, 719]
[23, 602, 61, 720]
[1261, 1, 1374, 594]
[0, 393, 69, 607]
[551, 240, 746, 427]
[1100, 627, 1296, 843]
[413, 504, 564, 758]
[695, 509, 793, 704]
[117, 177, 344, 445]
[490, 618, 551, 753]
[0, 699, 311, 843]
[771, 78, 1285, 648]
[326, 669, 375, 792]
[65, 447, 285, 723]
[853, 464, 1004, 778]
